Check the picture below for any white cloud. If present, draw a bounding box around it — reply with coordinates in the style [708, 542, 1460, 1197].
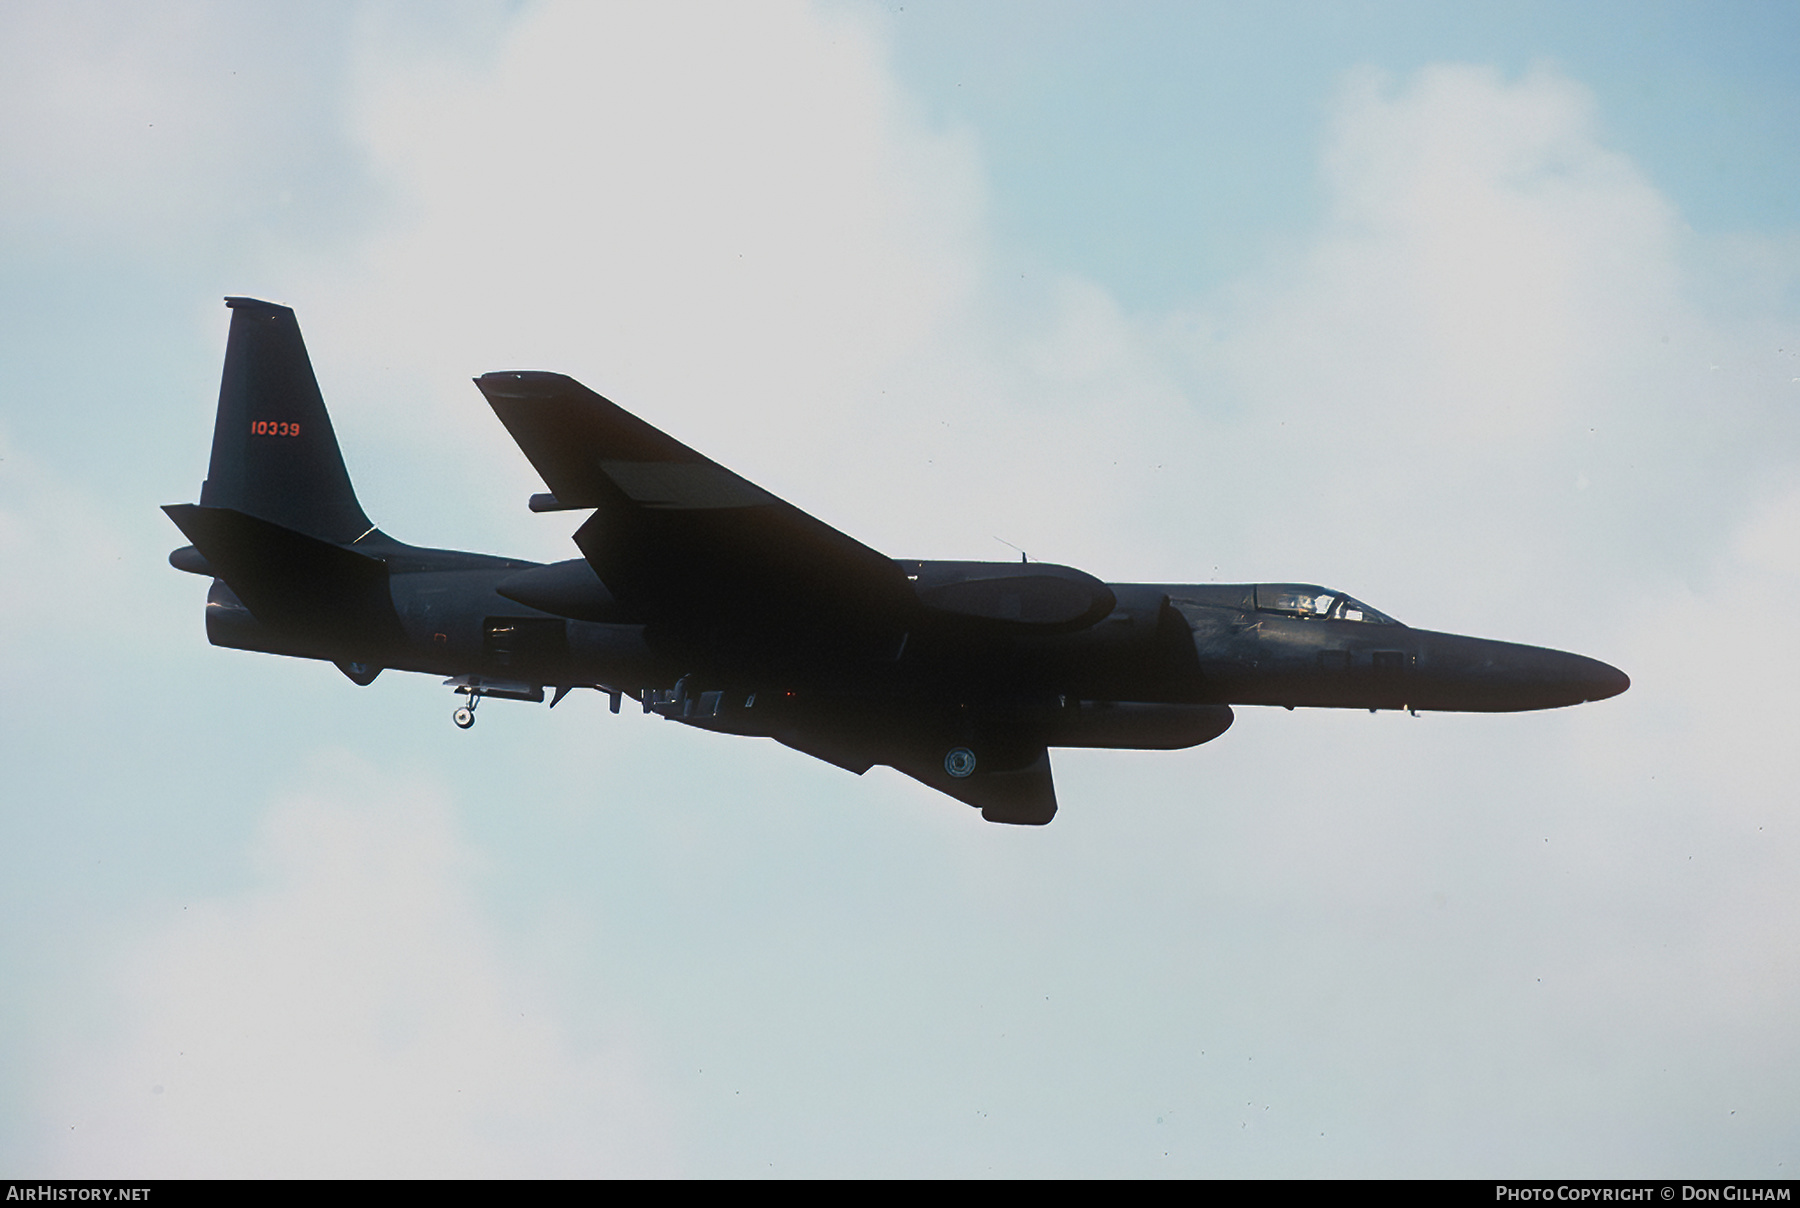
[280, 2, 984, 540]
[0, 425, 156, 647]
[1133, 64, 1794, 638]
[0, 3, 377, 261]
[1313, 65, 1681, 445]
[38, 754, 672, 1177]
[1587, 479, 1800, 804]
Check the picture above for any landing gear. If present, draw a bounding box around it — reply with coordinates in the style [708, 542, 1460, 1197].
[441, 676, 542, 729]
[452, 687, 480, 730]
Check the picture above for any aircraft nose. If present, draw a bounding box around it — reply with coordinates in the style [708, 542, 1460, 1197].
[1411, 635, 1631, 711]
[1510, 647, 1630, 708]
[1518, 648, 1631, 708]
[1577, 657, 1630, 702]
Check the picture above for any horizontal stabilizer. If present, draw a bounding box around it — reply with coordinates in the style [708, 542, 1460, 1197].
[163, 504, 401, 646]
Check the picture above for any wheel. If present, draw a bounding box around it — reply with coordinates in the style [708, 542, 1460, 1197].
[453, 706, 475, 729]
[944, 746, 977, 778]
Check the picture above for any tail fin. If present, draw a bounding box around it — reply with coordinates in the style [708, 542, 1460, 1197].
[197, 297, 373, 543]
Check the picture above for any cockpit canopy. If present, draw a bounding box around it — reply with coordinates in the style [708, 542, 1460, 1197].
[1255, 584, 1400, 626]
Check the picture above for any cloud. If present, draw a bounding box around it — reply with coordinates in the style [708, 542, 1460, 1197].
[1158, 67, 1677, 608]
[0, 424, 153, 649]
[1587, 478, 1800, 806]
[271, 3, 982, 540]
[37, 755, 672, 1177]
[1316, 64, 1678, 445]
[0, 3, 379, 263]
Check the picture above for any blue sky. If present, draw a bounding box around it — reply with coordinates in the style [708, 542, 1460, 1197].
[2, 1, 1796, 1176]
[888, 1, 1800, 304]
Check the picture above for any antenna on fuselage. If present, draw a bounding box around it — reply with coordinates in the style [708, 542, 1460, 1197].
[994, 536, 1029, 563]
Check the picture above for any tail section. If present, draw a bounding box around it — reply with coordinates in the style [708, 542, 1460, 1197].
[198, 297, 373, 543]
[169, 298, 401, 661]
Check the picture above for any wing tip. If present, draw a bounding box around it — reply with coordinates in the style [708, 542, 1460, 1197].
[474, 370, 590, 399]
[223, 296, 292, 314]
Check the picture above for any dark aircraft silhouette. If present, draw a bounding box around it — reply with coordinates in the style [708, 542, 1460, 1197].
[165, 298, 1629, 824]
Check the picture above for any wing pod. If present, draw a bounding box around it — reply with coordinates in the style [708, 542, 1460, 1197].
[1048, 701, 1233, 749]
[904, 560, 1116, 632]
[168, 545, 214, 576]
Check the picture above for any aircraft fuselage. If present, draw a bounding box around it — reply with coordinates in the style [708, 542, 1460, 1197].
[194, 545, 1626, 725]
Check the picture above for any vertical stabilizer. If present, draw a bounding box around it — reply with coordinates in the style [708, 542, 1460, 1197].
[199, 297, 372, 543]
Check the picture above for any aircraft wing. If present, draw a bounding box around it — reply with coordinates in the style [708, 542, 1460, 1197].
[475, 372, 915, 649]
[478, 371, 1059, 824]
[771, 725, 1058, 826]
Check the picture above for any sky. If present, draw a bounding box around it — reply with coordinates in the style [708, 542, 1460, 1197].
[1, 0, 1797, 1178]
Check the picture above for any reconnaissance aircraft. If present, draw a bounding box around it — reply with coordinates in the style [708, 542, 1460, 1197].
[166, 298, 1628, 824]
